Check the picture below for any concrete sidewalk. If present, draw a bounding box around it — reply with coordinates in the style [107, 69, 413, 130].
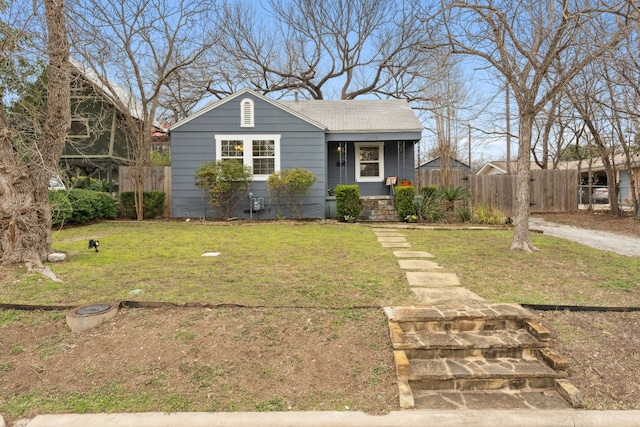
[8, 410, 640, 427]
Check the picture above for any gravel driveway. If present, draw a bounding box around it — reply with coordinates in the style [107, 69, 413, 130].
[529, 217, 640, 257]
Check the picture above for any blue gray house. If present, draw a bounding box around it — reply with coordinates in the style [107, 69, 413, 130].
[169, 88, 423, 219]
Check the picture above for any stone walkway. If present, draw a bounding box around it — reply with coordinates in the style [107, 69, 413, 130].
[374, 228, 486, 306]
[373, 226, 583, 411]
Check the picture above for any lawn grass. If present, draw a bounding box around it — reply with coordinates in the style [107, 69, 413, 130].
[1, 221, 412, 308]
[403, 228, 640, 307]
[2, 222, 637, 308]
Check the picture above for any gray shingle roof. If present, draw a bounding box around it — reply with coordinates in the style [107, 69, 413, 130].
[170, 88, 423, 134]
[280, 99, 423, 133]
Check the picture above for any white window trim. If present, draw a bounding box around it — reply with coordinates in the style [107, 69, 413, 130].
[355, 142, 384, 182]
[215, 134, 281, 181]
[240, 98, 254, 128]
[69, 118, 90, 138]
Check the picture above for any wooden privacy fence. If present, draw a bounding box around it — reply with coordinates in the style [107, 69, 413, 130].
[416, 169, 579, 217]
[118, 166, 172, 217]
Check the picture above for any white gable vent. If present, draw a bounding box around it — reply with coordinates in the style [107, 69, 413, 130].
[240, 98, 254, 127]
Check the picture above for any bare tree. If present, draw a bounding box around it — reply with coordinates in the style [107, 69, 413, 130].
[66, 0, 216, 219]
[567, 72, 621, 215]
[606, 23, 640, 218]
[198, 0, 430, 101]
[431, 0, 636, 252]
[419, 46, 471, 187]
[530, 88, 584, 169]
[0, 0, 69, 277]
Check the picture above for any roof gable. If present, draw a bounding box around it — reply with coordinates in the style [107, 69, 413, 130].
[170, 88, 326, 131]
[419, 156, 470, 169]
[70, 59, 145, 123]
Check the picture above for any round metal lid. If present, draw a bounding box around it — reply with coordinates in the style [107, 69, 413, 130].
[76, 303, 113, 316]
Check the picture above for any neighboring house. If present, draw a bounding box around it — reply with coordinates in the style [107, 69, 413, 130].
[61, 59, 167, 184]
[476, 161, 543, 176]
[169, 88, 423, 219]
[418, 156, 471, 174]
[566, 154, 640, 205]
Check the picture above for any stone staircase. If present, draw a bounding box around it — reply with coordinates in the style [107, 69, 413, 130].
[360, 196, 397, 221]
[385, 304, 585, 410]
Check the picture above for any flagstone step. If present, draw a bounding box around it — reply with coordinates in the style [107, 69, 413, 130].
[386, 304, 584, 409]
[396, 329, 547, 357]
[408, 357, 567, 391]
[386, 304, 535, 335]
[386, 304, 535, 325]
[412, 389, 573, 410]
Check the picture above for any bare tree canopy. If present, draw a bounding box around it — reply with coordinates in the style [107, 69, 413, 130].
[66, 0, 217, 219]
[199, 0, 430, 102]
[430, 0, 637, 252]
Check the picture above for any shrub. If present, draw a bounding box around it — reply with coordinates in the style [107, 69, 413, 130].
[421, 185, 438, 197]
[267, 168, 316, 219]
[456, 204, 472, 222]
[71, 176, 113, 192]
[395, 185, 416, 221]
[335, 184, 361, 221]
[194, 160, 252, 220]
[57, 189, 118, 224]
[49, 190, 72, 226]
[94, 192, 119, 219]
[437, 184, 470, 213]
[437, 184, 469, 202]
[120, 191, 166, 219]
[474, 204, 505, 225]
[150, 150, 171, 166]
[414, 194, 444, 222]
[66, 189, 97, 224]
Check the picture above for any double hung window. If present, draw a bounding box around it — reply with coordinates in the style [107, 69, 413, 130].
[216, 135, 280, 180]
[355, 142, 384, 182]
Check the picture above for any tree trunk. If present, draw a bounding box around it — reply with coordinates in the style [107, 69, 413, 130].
[0, 161, 53, 265]
[511, 111, 538, 252]
[0, 0, 69, 274]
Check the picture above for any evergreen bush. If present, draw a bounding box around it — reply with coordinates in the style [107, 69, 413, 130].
[120, 191, 166, 219]
[194, 160, 252, 219]
[49, 190, 72, 226]
[335, 184, 361, 221]
[395, 185, 416, 221]
[267, 168, 316, 219]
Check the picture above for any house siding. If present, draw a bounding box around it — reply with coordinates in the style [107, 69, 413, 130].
[171, 94, 326, 219]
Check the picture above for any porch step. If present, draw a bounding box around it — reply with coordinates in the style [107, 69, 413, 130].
[360, 196, 397, 221]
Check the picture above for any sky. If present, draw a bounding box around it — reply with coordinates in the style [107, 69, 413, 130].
[1, 0, 517, 165]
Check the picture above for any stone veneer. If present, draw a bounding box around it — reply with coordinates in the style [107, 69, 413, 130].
[360, 196, 397, 221]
